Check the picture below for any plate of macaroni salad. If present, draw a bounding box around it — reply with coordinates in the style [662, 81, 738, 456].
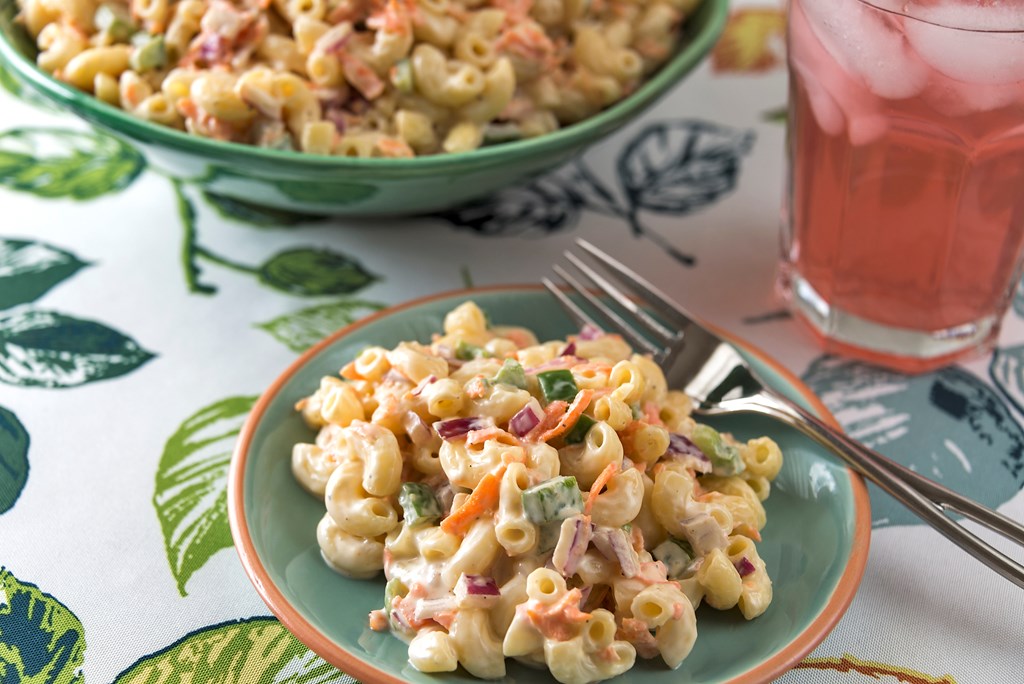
[229, 287, 871, 684]
[14, 0, 695, 156]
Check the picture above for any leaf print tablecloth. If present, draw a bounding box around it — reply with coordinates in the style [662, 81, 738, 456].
[2, 2, 1023, 683]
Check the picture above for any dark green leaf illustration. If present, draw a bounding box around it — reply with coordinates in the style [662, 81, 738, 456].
[0, 239, 90, 310]
[616, 120, 755, 215]
[111, 616, 352, 684]
[257, 299, 384, 352]
[201, 191, 325, 227]
[259, 248, 378, 296]
[0, 309, 155, 388]
[436, 178, 582, 235]
[154, 395, 258, 596]
[0, 128, 145, 200]
[0, 406, 29, 514]
[990, 345, 1024, 425]
[433, 119, 755, 267]
[0, 567, 86, 684]
[0, 58, 53, 110]
[804, 356, 1024, 527]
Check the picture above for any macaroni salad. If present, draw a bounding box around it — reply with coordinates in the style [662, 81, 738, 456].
[17, 0, 693, 156]
[291, 302, 782, 683]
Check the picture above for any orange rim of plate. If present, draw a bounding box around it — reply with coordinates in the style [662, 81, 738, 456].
[228, 284, 872, 684]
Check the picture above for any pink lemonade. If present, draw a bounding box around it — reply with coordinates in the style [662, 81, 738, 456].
[780, 0, 1024, 373]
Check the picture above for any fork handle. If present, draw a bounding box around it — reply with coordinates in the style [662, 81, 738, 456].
[724, 391, 1024, 590]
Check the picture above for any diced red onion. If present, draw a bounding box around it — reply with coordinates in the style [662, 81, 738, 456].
[402, 411, 434, 446]
[458, 574, 500, 596]
[413, 596, 457, 620]
[433, 416, 492, 440]
[435, 482, 455, 516]
[577, 584, 592, 609]
[734, 557, 756, 577]
[390, 608, 410, 630]
[578, 324, 603, 341]
[560, 341, 576, 357]
[592, 527, 640, 578]
[553, 516, 592, 577]
[454, 574, 500, 607]
[198, 34, 228, 64]
[509, 400, 544, 437]
[383, 369, 410, 385]
[411, 375, 438, 396]
[666, 433, 713, 473]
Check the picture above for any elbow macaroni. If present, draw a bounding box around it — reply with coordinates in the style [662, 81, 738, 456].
[290, 301, 783, 683]
[20, 0, 691, 156]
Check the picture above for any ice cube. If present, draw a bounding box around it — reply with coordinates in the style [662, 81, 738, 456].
[793, 59, 846, 136]
[926, 76, 1024, 118]
[798, 0, 930, 99]
[904, 3, 1024, 85]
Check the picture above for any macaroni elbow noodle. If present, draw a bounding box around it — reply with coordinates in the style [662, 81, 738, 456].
[288, 303, 782, 682]
[324, 458, 398, 537]
[316, 513, 384, 578]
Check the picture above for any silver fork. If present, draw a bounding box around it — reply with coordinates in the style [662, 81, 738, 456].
[544, 237, 1024, 589]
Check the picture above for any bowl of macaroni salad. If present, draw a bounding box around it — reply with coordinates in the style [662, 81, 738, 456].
[0, 0, 728, 214]
[229, 286, 872, 684]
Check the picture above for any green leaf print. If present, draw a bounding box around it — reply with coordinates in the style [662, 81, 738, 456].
[201, 191, 325, 228]
[110, 617, 353, 684]
[0, 567, 86, 684]
[154, 395, 258, 596]
[0, 309, 155, 388]
[0, 128, 144, 200]
[259, 249, 378, 296]
[0, 406, 29, 514]
[257, 300, 385, 352]
[0, 239, 90, 310]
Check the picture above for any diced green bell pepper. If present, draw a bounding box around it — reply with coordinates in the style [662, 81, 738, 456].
[492, 359, 527, 389]
[690, 424, 745, 476]
[398, 482, 441, 526]
[130, 33, 166, 72]
[652, 537, 695, 579]
[521, 475, 583, 525]
[537, 369, 578, 403]
[563, 414, 596, 444]
[95, 4, 135, 43]
[455, 339, 489, 361]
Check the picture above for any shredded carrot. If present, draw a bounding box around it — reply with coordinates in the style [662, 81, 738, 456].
[441, 465, 506, 535]
[466, 426, 520, 447]
[538, 389, 595, 442]
[377, 137, 414, 158]
[432, 611, 456, 630]
[526, 588, 590, 640]
[642, 401, 664, 426]
[368, 609, 389, 631]
[733, 523, 762, 542]
[525, 400, 568, 441]
[584, 460, 620, 515]
[465, 375, 489, 399]
[340, 360, 363, 380]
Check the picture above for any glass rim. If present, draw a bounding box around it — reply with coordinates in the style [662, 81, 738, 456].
[855, 0, 1024, 34]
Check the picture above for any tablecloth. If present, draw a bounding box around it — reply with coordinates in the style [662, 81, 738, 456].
[1, 2, 1022, 682]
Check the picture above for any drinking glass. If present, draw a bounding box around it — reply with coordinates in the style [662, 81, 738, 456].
[778, 0, 1024, 373]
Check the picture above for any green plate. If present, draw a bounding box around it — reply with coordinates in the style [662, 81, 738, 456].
[229, 286, 871, 684]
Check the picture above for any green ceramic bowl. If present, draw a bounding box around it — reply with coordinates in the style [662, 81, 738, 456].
[0, 0, 727, 215]
[228, 286, 871, 684]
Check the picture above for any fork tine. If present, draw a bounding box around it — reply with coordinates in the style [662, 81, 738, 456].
[541, 277, 603, 333]
[564, 251, 678, 344]
[552, 265, 665, 358]
[576, 238, 694, 329]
